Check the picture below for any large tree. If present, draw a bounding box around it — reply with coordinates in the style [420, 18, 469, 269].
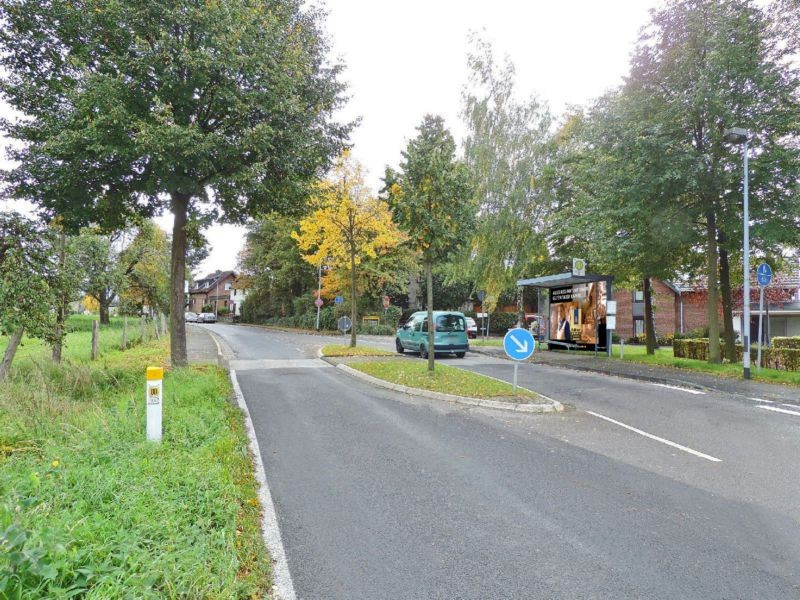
[0, 211, 56, 379]
[625, 0, 800, 363]
[0, 0, 350, 367]
[384, 116, 475, 371]
[549, 96, 696, 354]
[458, 36, 552, 309]
[292, 152, 403, 347]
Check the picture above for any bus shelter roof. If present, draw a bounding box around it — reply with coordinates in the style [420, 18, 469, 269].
[516, 272, 612, 289]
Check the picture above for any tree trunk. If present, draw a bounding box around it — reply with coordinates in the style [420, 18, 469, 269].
[170, 192, 189, 367]
[705, 211, 721, 363]
[99, 296, 111, 325]
[426, 260, 435, 372]
[350, 246, 357, 348]
[643, 277, 658, 355]
[52, 231, 67, 363]
[0, 328, 24, 381]
[717, 230, 737, 362]
[516, 286, 525, 328]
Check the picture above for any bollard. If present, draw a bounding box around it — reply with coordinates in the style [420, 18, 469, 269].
[146, 366, 163, 441]
[620, 339, 624, 360]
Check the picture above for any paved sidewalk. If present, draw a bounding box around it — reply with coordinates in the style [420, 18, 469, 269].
[186, 324, 220, 365]
[471, 345, 800, 404]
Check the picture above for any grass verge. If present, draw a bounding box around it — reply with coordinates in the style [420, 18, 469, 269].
[321, 344, 393, 357]
[0, 332, 269, 597]
[609, 344, 800, 386]
[469, 338, 503, 347]
[348, 359, 539, 401]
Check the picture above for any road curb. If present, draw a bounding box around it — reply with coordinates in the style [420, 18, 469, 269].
[335, 363, 563, 413]
[196, 325, 297, 600]
[229, 370, 297, 600]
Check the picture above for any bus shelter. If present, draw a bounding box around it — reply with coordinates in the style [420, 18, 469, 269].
[516, 272, 614, 357]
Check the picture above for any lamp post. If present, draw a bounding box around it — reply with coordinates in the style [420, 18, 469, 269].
[723, 127, 750, 379]
[315, 260, 323, 330]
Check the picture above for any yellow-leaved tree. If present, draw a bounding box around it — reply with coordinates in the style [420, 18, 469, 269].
[292, 152, 403, 347]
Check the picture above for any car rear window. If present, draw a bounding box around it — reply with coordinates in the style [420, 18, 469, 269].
[436, 315, 465, 332]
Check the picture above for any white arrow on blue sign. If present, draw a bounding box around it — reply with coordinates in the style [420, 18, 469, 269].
[756, 263, 772, 287]
[503, 328, 536, 361]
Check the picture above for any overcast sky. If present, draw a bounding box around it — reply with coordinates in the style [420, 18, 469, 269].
[0, 0, 662, 276]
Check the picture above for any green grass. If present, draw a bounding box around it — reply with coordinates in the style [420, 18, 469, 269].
[1, 315, 163, 365]
[469, 338, 503, 347]
[608, 343, 800, 386]
[321, 344, 393, 357]
[348, 359, 539, 400]
[0, 328, 269, 597]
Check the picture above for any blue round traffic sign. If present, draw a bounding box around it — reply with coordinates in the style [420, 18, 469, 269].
[756, 263, 772, 287]
[503, 328, 536, 361]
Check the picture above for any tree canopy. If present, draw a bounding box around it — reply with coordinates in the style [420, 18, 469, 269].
[0, 0, 351, 366]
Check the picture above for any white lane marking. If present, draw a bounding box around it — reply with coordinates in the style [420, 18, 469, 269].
[749, 397, 774, 403]
[295, 347, 304, 353]
[586, 410, 722, 463]
[652, 383, 705, 395]
[230, 370, 297, 600]
[229, 359, 331, 371]
[758, 405, 800, 417]
[781, 403, 799, 409]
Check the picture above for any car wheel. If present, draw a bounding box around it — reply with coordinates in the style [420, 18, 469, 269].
[396, 338, 405, 354]
[419, 344, 428, 359]
[455, 352, 465, 358]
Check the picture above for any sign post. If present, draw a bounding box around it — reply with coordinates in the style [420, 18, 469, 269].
[756, 263, 772, 371]
[606, 300, 617, 357]
[337, 315, 352, 337]
[503, 328, 536, 395]
[146, 366, 163, 442]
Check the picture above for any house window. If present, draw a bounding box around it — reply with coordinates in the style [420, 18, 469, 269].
[634, 318, 645, 335]
[633, 290, 644, 302]
[224, 282, 232, 291]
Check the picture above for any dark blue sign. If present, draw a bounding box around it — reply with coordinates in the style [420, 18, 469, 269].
[756, 263, 772, 287]
[334, 296, 344, 304]
[503, 328, 536, 361]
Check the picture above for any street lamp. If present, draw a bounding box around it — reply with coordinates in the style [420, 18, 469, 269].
[723, 127, 750, 379]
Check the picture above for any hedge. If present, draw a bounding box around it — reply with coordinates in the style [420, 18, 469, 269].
[674, 338, 799, 371]
[773, 337, 800, 350]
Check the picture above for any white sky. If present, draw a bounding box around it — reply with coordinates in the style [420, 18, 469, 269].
[1, 0, 661, 276]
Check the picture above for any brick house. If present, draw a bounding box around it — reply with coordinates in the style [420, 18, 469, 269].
[614, 272, 800, 340]
[188, 271, 237, 314]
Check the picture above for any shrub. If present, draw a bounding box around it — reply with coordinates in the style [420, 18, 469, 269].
[489, 312, 518, 335]
[673, 339, 744, 362]
[761, 347, 800, 371]
[357, 324, 396, 336]
[773, 337, 800, 350]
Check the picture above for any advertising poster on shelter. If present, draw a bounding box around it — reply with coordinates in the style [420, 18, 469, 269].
[549, 281, 608, 347]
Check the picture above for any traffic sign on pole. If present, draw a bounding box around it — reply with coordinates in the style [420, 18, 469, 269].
[503, 328, 536, 361]
[756, 263, 772, 287]
[334, 296, 344, 305]
[502, 328, 535, 395]
[337, 316, 352, 333]
[314, 297, 324, 308]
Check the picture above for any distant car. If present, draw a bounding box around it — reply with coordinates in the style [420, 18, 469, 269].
[200, 312, 217, 323]
[465, 317, 478, 339]
[184, 311, 199, 323]
[396, 311, 469, 358]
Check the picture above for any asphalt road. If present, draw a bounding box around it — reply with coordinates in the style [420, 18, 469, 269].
[200, 323, 800, 599]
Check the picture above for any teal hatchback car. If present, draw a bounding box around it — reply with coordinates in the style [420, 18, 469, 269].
[395, 311, 469, 358]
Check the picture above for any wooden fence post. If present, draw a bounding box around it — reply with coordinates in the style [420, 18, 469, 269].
[91, 319, 99, 360]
